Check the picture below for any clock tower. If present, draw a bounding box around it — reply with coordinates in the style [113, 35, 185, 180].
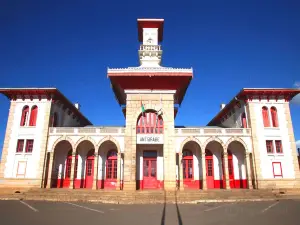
[137, 18, 164, 67]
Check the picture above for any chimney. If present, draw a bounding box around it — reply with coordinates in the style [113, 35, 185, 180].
[74, 103, 81, 111]
[220, 103, 226, 110]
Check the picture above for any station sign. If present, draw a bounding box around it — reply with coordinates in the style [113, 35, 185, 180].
[137, 134, 164, 144]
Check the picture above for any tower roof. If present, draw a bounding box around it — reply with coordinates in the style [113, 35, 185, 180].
[137, 18, 164, 42]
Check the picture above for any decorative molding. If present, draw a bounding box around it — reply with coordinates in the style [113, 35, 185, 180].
[107, 67, 193, 73]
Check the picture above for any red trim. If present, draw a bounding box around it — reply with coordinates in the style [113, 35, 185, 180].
[138, 180, 164, 190]
[272, 162, 283, 178]
[0, 88, 92, 125]
[262, 106, 270, 127]
[271, 107, 278, 127]
[207, 88, 300, 125]
[137, 19, 164, 42]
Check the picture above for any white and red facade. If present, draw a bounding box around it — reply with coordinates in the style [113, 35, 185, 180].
[0, 19, 300, 191]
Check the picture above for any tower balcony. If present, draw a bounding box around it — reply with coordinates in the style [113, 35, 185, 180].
[138, 45, 163, 67]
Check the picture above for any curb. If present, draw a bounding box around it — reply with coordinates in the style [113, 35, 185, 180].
[192, 198, 279, 203]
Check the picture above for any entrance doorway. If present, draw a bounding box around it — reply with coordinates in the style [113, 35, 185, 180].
[182, 150, 193, 188]
[205, 149, 214, 189]
[84, 149, 94, 189]
[143, 151, 157, 189]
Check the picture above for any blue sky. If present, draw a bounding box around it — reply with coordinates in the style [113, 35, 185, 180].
[1, 0, 300, 157]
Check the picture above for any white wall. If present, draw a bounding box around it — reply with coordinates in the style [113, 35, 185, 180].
[221, 102, 247, 128]
[51, 103, 82, 127]
[5, 98, 51, 179]
[249, 99, 295, 179]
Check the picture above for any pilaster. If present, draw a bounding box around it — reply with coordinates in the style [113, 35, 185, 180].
[245, 153, 253, 189]
[0, 101, 16, 178]
[116, 152, 121, 190]
[69, 153, 76, 189]
[92, 154, 98, 190]
[179, 153, 184, 190]
[46, 152, 54, 188]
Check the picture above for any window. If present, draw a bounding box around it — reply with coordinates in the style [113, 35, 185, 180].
[29, 106, 38, 126]
[272, 162, 283, 178]
[51, 112, 58, 127]
[20, 106, 29, 126]
[25, 140, 34, 153]
[262, 106, 270, 127]
[16, 140, 24, 153]
[275, 140, 283, 153]
[136, 111, 164, 134]
[241, 112, 247, 128]
[266, 140, 273, 153]
[270, 107, 278, 127]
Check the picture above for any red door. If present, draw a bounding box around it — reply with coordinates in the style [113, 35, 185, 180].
[205, 149, 214, 189]
[183, 150, 194, 188]
[228, 151, 234, 188]
[105, 150, 118, 189]
[143, 158, 157, 189]
[84, 150, 94, 189]
[63, 150, 72, 188]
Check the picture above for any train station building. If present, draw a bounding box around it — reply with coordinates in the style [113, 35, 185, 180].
[0, 19, 300, 191]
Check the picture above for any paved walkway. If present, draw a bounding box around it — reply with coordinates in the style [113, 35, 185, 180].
[0, 199, 299, 225]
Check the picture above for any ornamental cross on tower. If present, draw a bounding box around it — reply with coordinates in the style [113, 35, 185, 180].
[137, 19, 164, 67]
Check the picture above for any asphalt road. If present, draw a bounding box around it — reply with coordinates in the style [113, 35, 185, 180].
[0, 199, 299, 225]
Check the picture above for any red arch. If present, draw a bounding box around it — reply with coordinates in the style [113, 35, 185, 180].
[137, 111, 163, 134]
[20, 105, 29, 126]
[241, 112, 247, 128]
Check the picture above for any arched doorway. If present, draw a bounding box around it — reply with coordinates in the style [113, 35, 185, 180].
[75, 140, 96, 189]
[205, 140, 225, 189]
[105, 150, 118, 188]
[98, 140, 120, 190]
[180, 140, 202, 189]
[227, 141, 247, 188]
[52, 140, 73, 188]
[136, 110, 164, 190]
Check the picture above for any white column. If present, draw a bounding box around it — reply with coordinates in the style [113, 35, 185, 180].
[245, 153, 253, 189]
[69, 152, 76, 189]
[92, 153, 98, 190]
[201, 152, 207, 190]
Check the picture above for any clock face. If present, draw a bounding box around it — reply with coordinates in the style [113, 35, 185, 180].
[147, 38, 153, 44]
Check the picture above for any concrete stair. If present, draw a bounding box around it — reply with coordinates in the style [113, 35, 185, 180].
[1, 188, 299, 204]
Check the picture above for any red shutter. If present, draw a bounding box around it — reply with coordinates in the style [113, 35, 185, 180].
[29, 106, 38, 126]
[262, 107, 270, 127]
[241, 113, 247, 128]
[20, 106, 29, 126]
[271, 107, 278, 127]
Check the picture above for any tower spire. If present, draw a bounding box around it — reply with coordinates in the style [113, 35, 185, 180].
[137, 19, 164, 67]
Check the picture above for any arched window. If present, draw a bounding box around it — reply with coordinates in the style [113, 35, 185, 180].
[136, 111, 164, 134]
[270, 107, 278, 127]
[20, 106, 29, 126]
[106, 150, 117, 179]
[262, 106, 270, 127]
[241, 112, 247, 128]
[29, 105, 38, 126]
[51, 112, 58, 127]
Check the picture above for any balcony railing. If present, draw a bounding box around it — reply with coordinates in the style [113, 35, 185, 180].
[139, 45, 161, 51]
[175, 128, 251, 136]
[49, 127, 125, 135]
